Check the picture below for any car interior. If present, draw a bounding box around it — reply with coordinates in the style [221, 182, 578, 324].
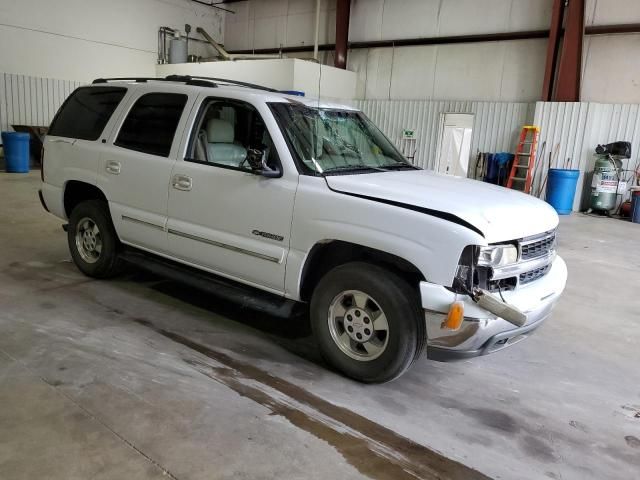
[191, 100, 279, 171]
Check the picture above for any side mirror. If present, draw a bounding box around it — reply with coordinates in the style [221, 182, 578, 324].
[246, 148, 281, 178]
[246, 148, 264, 170]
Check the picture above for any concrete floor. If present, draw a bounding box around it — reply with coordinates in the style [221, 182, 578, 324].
[0, 172, 639, 480]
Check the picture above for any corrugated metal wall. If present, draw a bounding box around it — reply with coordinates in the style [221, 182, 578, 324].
[533, 102, 640, 210]
[357, 99, 640, 212]
[0, 73, 82, 133]
[4, 73, 635, 214]
[355, 99, 536, 171]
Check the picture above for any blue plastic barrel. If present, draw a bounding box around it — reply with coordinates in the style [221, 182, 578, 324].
[545, 168, 580, 215]
[631, 190, 640, 224]
[1, 132, 30, 173]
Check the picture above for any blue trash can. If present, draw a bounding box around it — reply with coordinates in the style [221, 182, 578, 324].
[1, 132, 31, 173]
[545, 168, 580, 215]
[631, 189, 640, 224]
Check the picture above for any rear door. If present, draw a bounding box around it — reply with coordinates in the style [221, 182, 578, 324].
[44, 86, 127, 191]
[97, 89, 195, 254]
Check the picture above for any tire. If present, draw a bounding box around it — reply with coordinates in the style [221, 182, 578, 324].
[67, 200, 123, 278]
[310, 262, 425, 383]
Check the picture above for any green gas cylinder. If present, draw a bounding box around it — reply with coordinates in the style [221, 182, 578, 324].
[590, 155, 620, 211]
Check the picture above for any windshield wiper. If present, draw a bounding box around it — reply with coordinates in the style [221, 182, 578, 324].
[323, 165, 387, 174]
[380, 163, 421, 170]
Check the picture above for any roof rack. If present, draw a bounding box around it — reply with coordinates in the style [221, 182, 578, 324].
[92, 76, 218, 88]
[173, 75, 279, 93]
[91, 75, 279, 93]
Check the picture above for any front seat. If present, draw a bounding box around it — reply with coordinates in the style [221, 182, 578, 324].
[206, 119, 247, 167]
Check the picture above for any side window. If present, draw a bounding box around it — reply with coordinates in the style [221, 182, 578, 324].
[115, 93, 187, 157]
[48, 87, 126, 141]
[188, 99, 280, 171]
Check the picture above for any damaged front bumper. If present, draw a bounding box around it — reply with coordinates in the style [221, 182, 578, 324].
[421, 256, 568, 361]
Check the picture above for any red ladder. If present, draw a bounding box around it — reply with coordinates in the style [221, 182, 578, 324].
[506, 125, 540, 194]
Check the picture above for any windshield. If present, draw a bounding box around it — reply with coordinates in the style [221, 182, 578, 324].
[270, 103, 416, 175]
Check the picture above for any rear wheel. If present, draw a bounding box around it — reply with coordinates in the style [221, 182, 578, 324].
[67, 200, 123, 278]
[310, 262, 425, 383]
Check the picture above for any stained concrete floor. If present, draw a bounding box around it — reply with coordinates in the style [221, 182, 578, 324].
[0, 171, 639, 480]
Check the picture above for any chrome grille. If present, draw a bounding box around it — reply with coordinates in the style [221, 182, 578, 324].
[520, 231, 556, 261]
[519, 264, 552, 284]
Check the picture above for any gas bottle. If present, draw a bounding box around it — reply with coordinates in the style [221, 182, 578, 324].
[590, 155, 621, 212]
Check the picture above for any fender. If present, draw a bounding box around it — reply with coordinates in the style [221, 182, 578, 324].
[284, 175, 486, 300]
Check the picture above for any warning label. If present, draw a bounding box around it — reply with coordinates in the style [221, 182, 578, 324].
[592, 173, 620, 193]
[596, 181, 619, 193]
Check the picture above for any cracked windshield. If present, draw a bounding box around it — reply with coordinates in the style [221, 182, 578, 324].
[271, 103, 417, 174]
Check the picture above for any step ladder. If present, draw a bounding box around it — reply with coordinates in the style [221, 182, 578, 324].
[506, 125, 540, 194]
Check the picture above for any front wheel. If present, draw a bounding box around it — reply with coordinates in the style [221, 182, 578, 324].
[310, 262, 425, 383]
[67, 200, 123, 278]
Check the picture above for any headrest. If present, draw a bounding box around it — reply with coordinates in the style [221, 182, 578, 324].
[207, 118, 234, 143]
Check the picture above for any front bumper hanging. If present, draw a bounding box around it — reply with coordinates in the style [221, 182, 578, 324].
[421, 256, 568, 361]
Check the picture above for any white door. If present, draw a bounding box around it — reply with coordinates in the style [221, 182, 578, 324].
[436, 113, 474, 177]
[166, 97, 297, 294]
[44, 86, 129, 193]
[98, 90, 195, 254]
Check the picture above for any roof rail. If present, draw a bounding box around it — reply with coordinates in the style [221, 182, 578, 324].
[91, 75, 278, 92]
[92, 77, 157, 84]
[178, 75, 279, 93]
[92, 76, 218, 88]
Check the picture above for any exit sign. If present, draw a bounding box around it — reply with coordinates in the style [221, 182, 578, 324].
[402, 129, 416, 140]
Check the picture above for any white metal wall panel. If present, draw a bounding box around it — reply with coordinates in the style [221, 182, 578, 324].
[355, 99, 535, 172]
[0, 73, 82, 133]
[533, 101, 640, 210]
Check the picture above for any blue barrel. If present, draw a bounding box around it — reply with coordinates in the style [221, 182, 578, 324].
[631, 190, 640, 224]
[545, 168, 580, 215]
[1, 132, 30, 173]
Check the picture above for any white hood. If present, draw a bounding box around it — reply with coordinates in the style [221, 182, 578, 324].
[325, 170, 558, 243]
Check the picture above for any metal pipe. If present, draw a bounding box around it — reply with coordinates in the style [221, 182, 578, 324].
[334, 0, 350, 69]
[313, 0, 321, 61]
[160, 26, 218, 64]
[585, 23, 640, 35]
[197, 26, 283, 60]
[160, 26, 211, 45]
[230, 30, 550, 55]
[227, 24, 640, 56]
[161, 28, 168, 63]
[185, 24, 191, 58]
[197, 26, 231, 60]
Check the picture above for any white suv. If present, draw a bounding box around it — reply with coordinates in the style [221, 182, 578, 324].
[39, 76, 567, 383]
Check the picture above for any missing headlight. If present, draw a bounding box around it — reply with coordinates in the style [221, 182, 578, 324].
[453, 245, 518, 295]
[452, 245, 477, 295]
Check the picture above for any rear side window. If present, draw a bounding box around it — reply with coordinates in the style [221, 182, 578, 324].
[115, 93, 187, 157]
[48, 87, 126, 141]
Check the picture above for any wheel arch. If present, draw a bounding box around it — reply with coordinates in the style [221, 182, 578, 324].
[63, 180, 108, 218]
[298, 240, 426, 302]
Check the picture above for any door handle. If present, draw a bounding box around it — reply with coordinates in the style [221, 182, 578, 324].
[105, 161, 121, 175]
[172, 174, 192, 191]
[49, 138, 76, 145]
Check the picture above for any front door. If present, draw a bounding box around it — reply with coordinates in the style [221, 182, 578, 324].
[166, 97, 297, 294]
[98, 90, 194, 254]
